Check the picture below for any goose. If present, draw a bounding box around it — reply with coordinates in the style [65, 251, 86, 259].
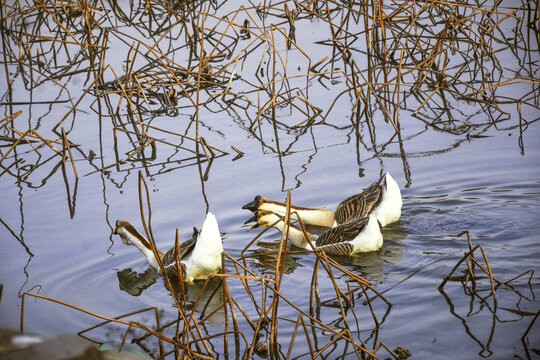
[114, 212, 223, 283]
[242, 172, 402, 228]
[247, 210, 383, 255]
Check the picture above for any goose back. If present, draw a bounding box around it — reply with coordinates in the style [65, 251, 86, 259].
[115, 213, 223, 283]
[334, 175, 384, 225]
[253, 211, 382, 255]
[315, 216, 370, 247]
[316, 242, 354, 256]
[160, 227, 199, 278]
[318, 215, 382, 254]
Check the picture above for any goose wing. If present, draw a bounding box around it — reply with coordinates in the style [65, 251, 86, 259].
[160, 227, 199, 278]
[334, 176, 384, 225]
[317, 242, 354, 256]
[315, 217, 370, 247]
[179, 227, 199, 259]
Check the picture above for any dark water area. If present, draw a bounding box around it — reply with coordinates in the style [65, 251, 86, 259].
[1, 1, 539, 359]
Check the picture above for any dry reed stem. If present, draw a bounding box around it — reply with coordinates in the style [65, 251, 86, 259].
[52, 65, 107, 132]
[521, 309, 540, 343]
[439, 230, 534, 324]
[8, 128, 65, 146]
[250, 253, 381, 357]
[77, 306, 160, 344]
[268, 190, 291, 354]
[0, 131, 39, 164]
[195, 4, 209, 141]
[238, 203, 391, 355]
[109, 67, 148, 138]
[504, 269, 535, 285]
[439, 244, 481, 289]
[0, 111, 22, 131]
[372, 341, 401, 359]
[20, 293, 180, 347]
[239, 231, 382, 356]
[136, 171, 213, 356]
[285, 315, 303, 359]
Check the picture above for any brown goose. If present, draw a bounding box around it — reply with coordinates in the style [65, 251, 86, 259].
[247, 210, 383, 255]
[242, 172, 402, 228]
[114, 213, 223, 283]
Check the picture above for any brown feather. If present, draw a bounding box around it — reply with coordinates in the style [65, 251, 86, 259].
[334, 174, 385, 225]
[315, 216, 370, 246]
[317, 242, 354, 256]
[160, 227, 199, 278]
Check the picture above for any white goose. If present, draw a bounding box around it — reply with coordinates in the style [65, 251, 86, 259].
[247, 210, 383, 255]
[242, 172, 402, 228]
[114, 212, 223, 283]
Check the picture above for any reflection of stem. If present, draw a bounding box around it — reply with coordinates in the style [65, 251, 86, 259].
[17, 257, 33, 298]
[481, 310, 496, 357]
[0, 218, 33, 257]
[196, 142, 209, 212]
[13, 156, 33, 296]
[61, 127, 78, 179]
[521, 309, 540, 359]
[61, 163, 79, 219]
[396, 123, 412, 186]
[439, 286, 488, 353]
[195, 5, 209, 142]
[517, 101, 526, 155]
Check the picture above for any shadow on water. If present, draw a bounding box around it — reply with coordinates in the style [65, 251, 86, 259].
[0, 0, 539, 359]
[245, 225, 406, 282]
[117, 269, 225, 325]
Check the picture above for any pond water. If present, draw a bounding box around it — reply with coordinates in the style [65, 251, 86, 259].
[1, 1, 539, 359]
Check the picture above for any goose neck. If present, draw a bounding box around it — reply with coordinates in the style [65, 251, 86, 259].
[271, 220, 311, 250]
[119, 227, 160, 270]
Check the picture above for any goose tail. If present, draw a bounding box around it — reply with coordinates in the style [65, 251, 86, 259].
[193, 212, 223, 256]
[183, 212, 223, 283]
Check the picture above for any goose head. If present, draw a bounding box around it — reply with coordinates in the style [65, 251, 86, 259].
[114, 220, 147, 246]
[242, 196, 291, 215]
[245, 210, 283, 230]
[114, 220, 161, 271]
[242, 195, 264, 212]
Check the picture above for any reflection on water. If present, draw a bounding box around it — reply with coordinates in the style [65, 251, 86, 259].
[246, 240, 305, 276]
[117, 269, 225, 327]
[248, 235, 406, 282]
[242, 214, 407, 283]
[437, 244, 537, 358]
[117, 268, 158, 297]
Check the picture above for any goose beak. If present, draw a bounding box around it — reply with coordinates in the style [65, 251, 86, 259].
[242, 196, 261, 212]
[244, 213, 257, 225]
[242, 200, 258, 212]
